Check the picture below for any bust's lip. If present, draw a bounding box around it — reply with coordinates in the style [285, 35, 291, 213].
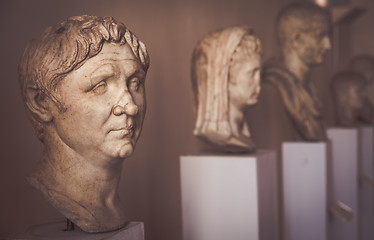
[119, 129, 134, 137]
[108, 126, 134, 135]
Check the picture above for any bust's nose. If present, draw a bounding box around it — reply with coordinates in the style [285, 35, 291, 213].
[112, 91, 139, 116]
[112, 103, 139, 116]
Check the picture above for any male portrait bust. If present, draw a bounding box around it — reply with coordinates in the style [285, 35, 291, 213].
[262, 2, 331, 141]
[331, 71, 372, 126]
[191, 26, 262, 152]
[18, 15, 149, 233]
[350, 55, 374, 107]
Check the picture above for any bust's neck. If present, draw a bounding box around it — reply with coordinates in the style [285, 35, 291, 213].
[225, 102, 255, 152]
[27, 128, 127, 232]
[229, 104, 247, 138]
[282, 50, 311, 86]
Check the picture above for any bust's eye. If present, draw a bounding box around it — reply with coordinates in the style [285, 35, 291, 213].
[89, 81, 107, 95]
[128, 78, 141, 92]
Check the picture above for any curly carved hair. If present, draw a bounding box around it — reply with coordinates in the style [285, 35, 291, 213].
[18, 15, 150, 141]
[276, 2, 330, 48]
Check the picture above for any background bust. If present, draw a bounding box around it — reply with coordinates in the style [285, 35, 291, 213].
[18, 15, 149, 233]
[350, 54, 374, 107]
[331, 71, 372, 126]
[191, 26, 262, 153]
[262, 2, 331, 141]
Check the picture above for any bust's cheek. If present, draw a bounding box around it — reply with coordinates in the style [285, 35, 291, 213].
[132, 90, 145, 104]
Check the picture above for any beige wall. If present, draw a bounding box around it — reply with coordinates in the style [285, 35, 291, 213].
[321, 0, 374, 127]
[2, 0, 373, 240]
[351, 0, 374, 56]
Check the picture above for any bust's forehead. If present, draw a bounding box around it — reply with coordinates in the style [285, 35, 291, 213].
[80, 43, 137, 67]
[278, 4, 331, 35]
[62, 43, 142, 82]
[307, 16, 330, 30]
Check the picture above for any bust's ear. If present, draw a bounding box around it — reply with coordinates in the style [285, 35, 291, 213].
[289, 33, 302, 48]
[25, 85, 53, 122]
[295, 32, 309, 50]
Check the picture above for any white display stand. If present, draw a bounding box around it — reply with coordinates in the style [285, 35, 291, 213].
[327, 128, 359, 240]
[359, 126, 374, 240]
[180, 150, 278, 240]
[7, 220, 144, 240]
[282, 142, 328, 240]
[359, 126, 374, 178]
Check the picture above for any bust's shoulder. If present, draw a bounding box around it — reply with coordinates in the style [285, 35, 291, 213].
[262, 58, 300, 95]
[262, 59, 292, 81]
[262, 58, 283, 71]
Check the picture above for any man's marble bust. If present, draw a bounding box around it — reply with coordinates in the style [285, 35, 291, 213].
[262, 2, 331, 141]
[191, 26, 262, 152]
[18, 15, 149, 233]
[331, 71, 372, 126]
[350, 55, 374, 108]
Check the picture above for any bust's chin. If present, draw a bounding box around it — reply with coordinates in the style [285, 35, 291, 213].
[116, 142, 135, 159]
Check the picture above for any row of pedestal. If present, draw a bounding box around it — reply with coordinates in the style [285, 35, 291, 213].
[180, 126, 374, 240]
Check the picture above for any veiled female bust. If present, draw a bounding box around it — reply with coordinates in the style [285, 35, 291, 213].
[191, 26, 262, 152]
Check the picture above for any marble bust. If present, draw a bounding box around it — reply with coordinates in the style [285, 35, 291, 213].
[18, 15, 150, 233]
[350, 55, 374, 107]
[262, 2, 331, 141]
[331, 71, 372, 126]
[191, 26, 262, 152]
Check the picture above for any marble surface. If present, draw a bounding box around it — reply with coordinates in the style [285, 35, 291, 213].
[262, 2, 331, 141]
[350, 55, 374, 107]
[191, 25, 262, 152]
[18, 15, 149, 232]
[331, 70, 372, 126]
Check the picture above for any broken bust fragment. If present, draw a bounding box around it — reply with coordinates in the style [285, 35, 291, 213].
[331, 71, 372, 126]
[18, 15, 149, 233]
[191, 26, 262, 152]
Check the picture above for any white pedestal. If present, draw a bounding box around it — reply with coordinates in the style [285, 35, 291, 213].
[282, 142, 328, 240]
[360, 126, 374, 178]
[327, 128, 359, 240]
[180, 150, 278, 240]
[7, 221, 144, 240]
[359, 126, 374, 240]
